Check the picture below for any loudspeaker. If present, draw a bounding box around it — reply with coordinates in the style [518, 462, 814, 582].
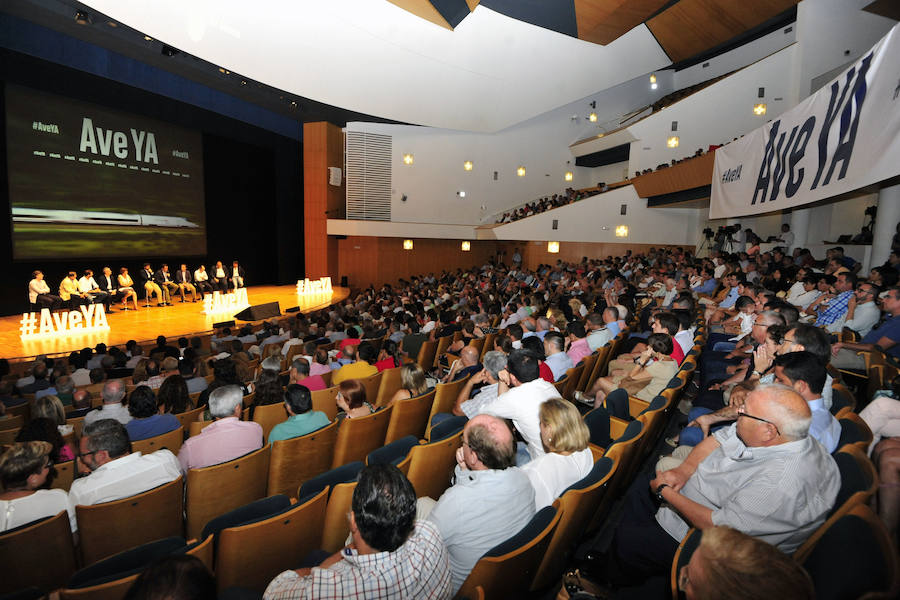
[340, 276, 348, 287]
[234, 302, 281, 321]
[213, 320, 235, 329]
[285, 306, 300, 313]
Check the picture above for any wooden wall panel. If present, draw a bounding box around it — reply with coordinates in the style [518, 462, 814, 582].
[335, 237, 692, 290]
[631, 152, 716, 199]
[304, 122, 345, 280]
[575, 0, 669, 46]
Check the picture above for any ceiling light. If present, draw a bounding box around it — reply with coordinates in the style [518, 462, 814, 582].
[161, 45, 179, 57]
[667, 136, 680, 148]
[588, 113, 597, 122]
[517, 166, 526, 177]
[564, 171, 574, 182]
[753, 103, 767, 116]
[74, 11, 90, 25]
[649, 74, 657, 84]
[547, 241, 560, 254]
[461, 241, 471, 251]
[144, 35, 153, 41]
[457, 190, 466, 198]
[403, 239, 414, 250]
[240, 80, 247, 86]
[463, 160, 473, 171]
[651, 83, 658, 90]
[107, 21, 118, 28]
[615, 225, 629, 237]
[402, 153, 414, 165]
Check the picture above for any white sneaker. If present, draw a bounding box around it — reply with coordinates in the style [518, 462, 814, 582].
[574, 391, 594, 406]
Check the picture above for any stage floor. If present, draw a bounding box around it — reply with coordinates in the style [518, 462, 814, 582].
[1, 285, 349, 361]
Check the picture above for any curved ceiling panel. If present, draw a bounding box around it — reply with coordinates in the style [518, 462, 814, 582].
[79, 0, 671, 132]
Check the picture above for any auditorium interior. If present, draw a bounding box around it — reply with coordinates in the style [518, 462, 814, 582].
[2, 0, 900, 598]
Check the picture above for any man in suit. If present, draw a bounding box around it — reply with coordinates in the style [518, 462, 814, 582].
[230, 260, 246, 291]
[193, 265, 213, 297]
[139, 263, 167, 306]
[154, 264, 178, 305]
[210, 261, 229, 293]
[174, 264, 199, 303]
[78, 269, 112, 310]
[97, 267, 122, 311]
[59, 271, 88, 308]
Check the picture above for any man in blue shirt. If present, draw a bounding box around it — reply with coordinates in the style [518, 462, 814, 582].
[830, 286, 900, 369]
[692, 269, 717, 296]
[268, 384, 331, 443]
[813, 272, 857, 327]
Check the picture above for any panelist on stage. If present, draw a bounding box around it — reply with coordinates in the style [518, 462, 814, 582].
[28, 270, 62, 310]
[78, 269, 113, 311]
[231, 260, 246, 290]
[154, 264, 180, 304]
[175, 263, 199, 303]
[210, 261, 229, 293]
[139, 263, 168, 307]
[59, 271, 88, 308]
[116, 267, 140, 311]
[194, 265, 213, 297]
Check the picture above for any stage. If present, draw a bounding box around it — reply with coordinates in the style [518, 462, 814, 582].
[0, 285, 350, 361]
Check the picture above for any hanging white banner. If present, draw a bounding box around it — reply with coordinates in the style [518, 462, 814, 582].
[710, 23, 900, 219]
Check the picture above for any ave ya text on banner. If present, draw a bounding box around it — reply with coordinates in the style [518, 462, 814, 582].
[710, 23, 900, 219]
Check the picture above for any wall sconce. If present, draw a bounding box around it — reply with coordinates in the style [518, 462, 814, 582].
[564, 171, 574, 182]
[461, 241, 471, 251]
[588, 113, 597, 122]
[650, 73, 658, 90]
[402, 153, 414, 165]
[547, 241, 560, 253]
[615, 225, 629, 237]
[403, 239, 413, 250]
[463, 160, 473, 171]
[753, 103, 767, 116]
[517, 166, 526, 177]
[667, 136, 680, 148]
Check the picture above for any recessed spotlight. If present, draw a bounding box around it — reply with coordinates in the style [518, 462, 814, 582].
[564, 171, 573, 182]
[588, 113, 597, 122]
[107, 21, 117, 28]
[649, 74, 657, 84]
[240, 80, 247, 86]
[403, 239, 413, 250]
[457, 190, 466, 198]
[517, 166, 526, 177]
[753, 103, 767, 116]
[402, 153, 414, 165]
[144, 35, 153, 41]
[547, 241, 560, 254]
[74, 11, 90, 25]
[463, 160, 473, 171]
[667, 136, 680, 148]
[461, 241, 471, 251]
[615, 225, 629, 237]
[651, 83, 658, 90]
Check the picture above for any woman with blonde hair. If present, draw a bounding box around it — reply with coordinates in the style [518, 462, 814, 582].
[0, 442, 76, 532]
[117, 267, 139, 310]
[386, 363, 430, 407]
[547, 308, 568, 333]
[522, 398, 593, 509]
[32, 395, 71, 436]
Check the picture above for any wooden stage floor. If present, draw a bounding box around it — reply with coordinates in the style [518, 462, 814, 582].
[0, 285, 349, 361]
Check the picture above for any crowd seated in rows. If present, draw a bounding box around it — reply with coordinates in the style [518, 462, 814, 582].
[1, 239, 899, 598]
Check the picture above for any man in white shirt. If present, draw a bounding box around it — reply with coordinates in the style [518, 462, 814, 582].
[775, 223, 795, 250]
[69, 419, 181, 507]
[84, 380, 133, 427]
[826, 282, 881, 337]
[231, 260, 246, 289]
[480, 350, 558, 463]
[28, 270, 62, 310]
[453, 351, 506, 418]
[713, 257, 727, 280]
[78, 269, 111, 309]
[193, 265, 213, 297]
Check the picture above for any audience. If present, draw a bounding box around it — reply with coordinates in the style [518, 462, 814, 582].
[177, 386, 263, 472]
[0, 441, 76, 532]
[126, 386, 180, 441]
[84, 379, 132, 426]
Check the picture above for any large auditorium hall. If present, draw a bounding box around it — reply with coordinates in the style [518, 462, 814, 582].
[2, 1, 900, 598]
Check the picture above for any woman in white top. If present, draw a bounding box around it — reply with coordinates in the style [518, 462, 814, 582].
[522, 398, 593, 510]
[117, 267, 139, 310]
[0, 441, 76, 533]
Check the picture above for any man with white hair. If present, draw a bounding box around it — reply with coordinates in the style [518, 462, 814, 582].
[453, 351, 507, 418]
[84, 380, 132, 426]
[608, 384, 840, 584]
[177, 385, 262, 472]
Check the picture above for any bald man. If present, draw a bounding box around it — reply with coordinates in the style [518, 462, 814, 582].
[83, 379, 132, 426]
[608, 384, 840, 584]
[427, 415, 536, 594]
[442, 345, 482, 383]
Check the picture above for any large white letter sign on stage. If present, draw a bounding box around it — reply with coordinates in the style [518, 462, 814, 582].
[202, 289, 250, 315]
[710, 23, 900, 219]
[296, 277, 333, 297]
[20, 305, 110, 340]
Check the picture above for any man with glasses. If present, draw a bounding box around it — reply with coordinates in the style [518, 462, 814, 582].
[825, 282, 880, 337]
[69, 419, 181, 507]
[831, 286, 900, 370]
[606, 384, 839, 585]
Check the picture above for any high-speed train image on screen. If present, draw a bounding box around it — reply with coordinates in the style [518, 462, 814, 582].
[12, 207, 200, 228]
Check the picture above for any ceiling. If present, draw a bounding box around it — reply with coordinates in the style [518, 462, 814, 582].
[8, 0, 799, 133]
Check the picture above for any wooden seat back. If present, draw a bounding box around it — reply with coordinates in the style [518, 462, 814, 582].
[215, 488, 329, 592]
[562, 363, 585, 400]
[185, 445, 272, 540]
[425, 375, 469, 440]
[321, 482, 357, 554]
[188, 420, 215, 437]
[76, 476, 185, 565]
[401, 430, 463, 501]
[433, 336, 453, 369]
[0, 511, 77, 594]
[266, 420, 340, 497]
[252, 402, 288, 441]
[384, 389, 435, 445]
[53, 459, 75, 492]
[331, 406, 394, 469]
[176, 406, 206, 434]
[310, 386, 340, 421]
[479, 333, 497, 361]
[575, 353, 598, 393]
[416, 340, 437, 372]
[0, 414, 25, 431]
[374, 366, 403, 407]
[131, 426, 184, 456]
[361, 371, 384, 407]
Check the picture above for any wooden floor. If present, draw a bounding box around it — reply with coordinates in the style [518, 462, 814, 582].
[0, 285, 349, 361]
